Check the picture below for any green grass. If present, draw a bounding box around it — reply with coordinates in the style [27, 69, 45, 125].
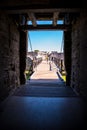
[25, 70, 33, 80]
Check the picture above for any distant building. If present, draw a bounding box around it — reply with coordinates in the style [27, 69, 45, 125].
[27, 51, 38, 60]
[26, 51, 42, 71]
[38, 51, 48, 60]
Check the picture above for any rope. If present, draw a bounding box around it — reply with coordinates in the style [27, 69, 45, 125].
[28, 32, 33, 52]
[28, 31, 34, 70]
[60, 33, 64, 53]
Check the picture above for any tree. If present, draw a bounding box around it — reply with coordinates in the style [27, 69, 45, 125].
[34, 50, 39, 53]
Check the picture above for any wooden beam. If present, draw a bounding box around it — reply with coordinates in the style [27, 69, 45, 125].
[18, 24, 70, 31]
[0, 8, 81, 14]
[0, 1, 86, 9]
[53, 12, 59, 26]
[28, 12, 37, 27]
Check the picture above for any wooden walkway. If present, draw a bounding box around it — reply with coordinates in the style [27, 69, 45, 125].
[30, 60, 60, 82]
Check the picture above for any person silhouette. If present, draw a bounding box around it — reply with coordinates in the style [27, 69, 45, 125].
[49, 62, 51, 71]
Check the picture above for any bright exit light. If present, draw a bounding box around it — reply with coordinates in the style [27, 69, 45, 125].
[37, 21, 52, 24]
[57, 20, 64, 24]
[28, 21, 32, 25]
[27, 20, 64, 25]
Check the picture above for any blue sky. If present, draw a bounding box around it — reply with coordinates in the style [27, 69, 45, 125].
[28, 20, 63, 52]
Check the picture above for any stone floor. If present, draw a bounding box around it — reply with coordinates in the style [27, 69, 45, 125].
[0, 61, 86, 130]
[0, 85, 86, 130]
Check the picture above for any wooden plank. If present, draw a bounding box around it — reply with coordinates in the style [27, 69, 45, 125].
[0, 8, 81, 14]
[28, 13, 37, 27]
[19, 24, 70, 31]
[53, 12, 59, 26]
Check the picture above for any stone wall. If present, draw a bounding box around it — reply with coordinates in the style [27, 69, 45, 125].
[71, 10, 87, 98]
[71, 19, 80, 92]
[0, 14, 20, 101]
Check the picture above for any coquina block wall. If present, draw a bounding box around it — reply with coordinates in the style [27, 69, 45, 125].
[71, 10, 87, 99]
[0, 13, 20, 101]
